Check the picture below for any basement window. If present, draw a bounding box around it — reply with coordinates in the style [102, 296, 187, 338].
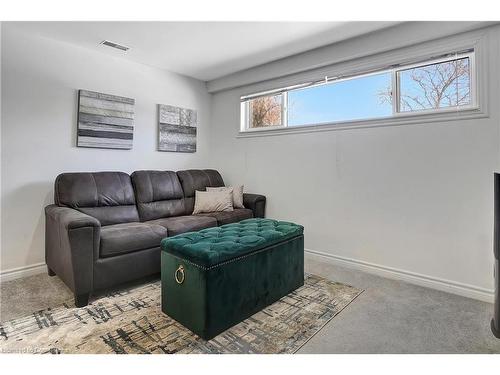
[240, 50, 476, 133]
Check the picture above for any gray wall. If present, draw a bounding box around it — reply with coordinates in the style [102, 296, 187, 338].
[0, 25, 212, 273]
[208, 23, 500, 301]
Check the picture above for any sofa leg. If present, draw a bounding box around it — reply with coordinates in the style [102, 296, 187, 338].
[74, 293, 90, 308]
[47, 267, 56, 277]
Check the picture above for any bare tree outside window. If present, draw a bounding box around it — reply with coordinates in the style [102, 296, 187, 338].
[378, 57, 471, 112]
[249, 95, 282, 127]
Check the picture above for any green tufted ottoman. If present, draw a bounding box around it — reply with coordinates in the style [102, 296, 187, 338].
[160, 218, 304, 340]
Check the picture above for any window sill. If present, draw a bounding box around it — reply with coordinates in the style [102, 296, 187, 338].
[237, 107, 488, 138]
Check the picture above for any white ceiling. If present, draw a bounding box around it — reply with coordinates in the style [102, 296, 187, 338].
[11, 21, 402, 81]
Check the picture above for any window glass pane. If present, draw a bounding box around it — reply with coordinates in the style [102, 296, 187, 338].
[248, 94, 283, 128]
[287, 72, 392, 126]
[398, 57, 471, 112]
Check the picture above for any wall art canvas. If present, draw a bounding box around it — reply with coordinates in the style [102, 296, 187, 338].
[158, 104, 197, 152]
[77, 90, 135, 150]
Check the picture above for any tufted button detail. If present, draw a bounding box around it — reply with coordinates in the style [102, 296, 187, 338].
[161, 218, 303, 268]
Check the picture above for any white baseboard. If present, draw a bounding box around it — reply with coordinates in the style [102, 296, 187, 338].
[305, 249, 494, 303]
[1, 252, 494, 303]
[0, 262, 47, 283]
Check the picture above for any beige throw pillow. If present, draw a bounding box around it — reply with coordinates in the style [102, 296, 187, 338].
[207, 185, 244, 209]
[192, 190, 233, 214]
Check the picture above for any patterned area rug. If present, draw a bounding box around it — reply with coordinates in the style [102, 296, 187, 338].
[0, 274, 362, 354]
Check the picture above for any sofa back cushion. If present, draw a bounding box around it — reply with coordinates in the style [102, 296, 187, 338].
[131, 170, 185, 221]
[177, 169, 225, 214]
[55, 172, 140, 226]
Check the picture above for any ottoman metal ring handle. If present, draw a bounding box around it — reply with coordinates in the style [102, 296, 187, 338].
[175, 265, 185, 284]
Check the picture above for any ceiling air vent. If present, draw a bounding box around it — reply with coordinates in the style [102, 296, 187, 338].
[100, 40, 130, 52]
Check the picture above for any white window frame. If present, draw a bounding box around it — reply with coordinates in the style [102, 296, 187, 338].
[240, 50, 481, 135]
[393, 51, 477, 116]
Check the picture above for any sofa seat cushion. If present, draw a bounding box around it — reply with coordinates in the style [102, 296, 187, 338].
[148, 215, 217, 237]
[161, 218, 304, 268]
[100, 222, 167, 258]
[197, 208, 253, 225]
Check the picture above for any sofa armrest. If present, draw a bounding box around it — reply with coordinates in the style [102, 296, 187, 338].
[243, 193, 266, 218]
[45, 204, 100, 230]
[45, 205, 101, 299]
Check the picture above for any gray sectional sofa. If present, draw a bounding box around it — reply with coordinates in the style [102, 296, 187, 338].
[45, 169, 266, 307]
